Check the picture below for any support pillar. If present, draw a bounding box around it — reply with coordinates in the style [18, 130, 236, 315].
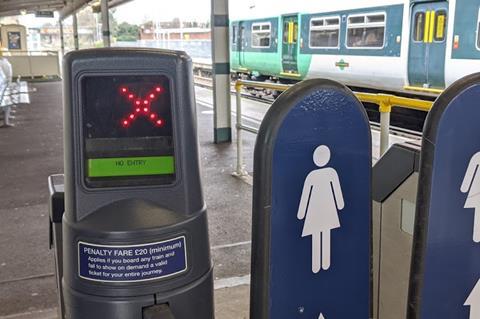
[73, 13, 79, 50]
[101, 0, 111, 47]
[59, 19, 65, 56]
[211, 0, 232, 143]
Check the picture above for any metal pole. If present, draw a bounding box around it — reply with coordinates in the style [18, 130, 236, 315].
[379, 103, 391, 157]
[234, 83, 247, 177]
[59, 19, 65, 56]
[211, 0, 232, 143]
[73, 13, 79, 50]
[3, 107, 11, 127]
[179, 17, 183, 40]
[100, 0, 111, 47]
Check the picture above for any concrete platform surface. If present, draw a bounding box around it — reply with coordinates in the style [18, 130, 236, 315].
[0, 284, 250, 319]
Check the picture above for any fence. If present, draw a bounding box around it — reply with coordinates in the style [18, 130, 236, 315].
[233, 79, 434, 177]
[1, 50, 61, 79]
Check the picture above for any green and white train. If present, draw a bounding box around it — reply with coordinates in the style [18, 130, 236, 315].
[230, 0, 480, 95]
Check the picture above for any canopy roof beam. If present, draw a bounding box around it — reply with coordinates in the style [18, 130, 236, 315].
[0, 0, 133, 19]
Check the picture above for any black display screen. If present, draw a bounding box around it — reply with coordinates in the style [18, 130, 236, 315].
[82, 75, 176, 188]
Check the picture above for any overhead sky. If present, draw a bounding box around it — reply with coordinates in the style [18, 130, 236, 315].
[113, 0, 268, 24]
[113, 0, 394, 24]
[7, 0, 394, 27]
[114, 0, 211, 24]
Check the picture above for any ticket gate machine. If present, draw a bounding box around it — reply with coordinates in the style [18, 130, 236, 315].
[49, 48, 214, 319]
[372, 141, 421, 319]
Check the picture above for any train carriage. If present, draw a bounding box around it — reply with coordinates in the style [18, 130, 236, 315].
[230, 0, 480, 95]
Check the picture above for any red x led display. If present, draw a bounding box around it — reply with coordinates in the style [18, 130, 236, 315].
[119, 85, 166, 128]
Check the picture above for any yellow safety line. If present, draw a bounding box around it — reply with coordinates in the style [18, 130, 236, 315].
[404, 85, 444, 95]
[428, 11, 435, 43]
[279, 72, 302, 77]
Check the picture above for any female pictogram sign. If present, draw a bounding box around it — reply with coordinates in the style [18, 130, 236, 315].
[461, 151, 480, 243]
[297, 145, 345, 273]
[118, 85, 165, 128]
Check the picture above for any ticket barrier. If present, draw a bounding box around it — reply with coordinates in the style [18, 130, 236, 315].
[246, 72, 424, 318]
[407, 73, 480, 318]
[247, 73, 480, 319]
[372, 74, 480, 319]
[48, 174, 66, 319]
[250, 79, 372, 318]
[48, 48, 214, 319]
[49, 175, 181, 319]
[371, 141, 421, 319]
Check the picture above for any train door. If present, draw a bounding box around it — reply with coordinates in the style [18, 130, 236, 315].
[408, 1, 448, 89]
[281, 15, 299, 75]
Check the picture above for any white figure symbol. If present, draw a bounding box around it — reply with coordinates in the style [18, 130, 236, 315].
[461, 152, 480, 243]
[319, 314, 326, 319]
[297, 145, 345, 273]
[465, 279, 480, 319]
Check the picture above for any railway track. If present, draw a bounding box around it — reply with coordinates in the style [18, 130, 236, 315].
[194, 74, 275, 104]
[193, 71, 423, 141]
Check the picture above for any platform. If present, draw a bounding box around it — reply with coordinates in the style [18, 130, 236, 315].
[0, 82, 418, 318]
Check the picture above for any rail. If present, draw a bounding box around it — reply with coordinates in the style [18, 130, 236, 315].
[233, 79, 434, 177]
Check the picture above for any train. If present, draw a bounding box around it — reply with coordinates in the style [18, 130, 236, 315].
[229, 0, 480, 96]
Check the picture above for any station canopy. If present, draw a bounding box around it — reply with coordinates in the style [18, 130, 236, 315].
[0, 0, 132, 18]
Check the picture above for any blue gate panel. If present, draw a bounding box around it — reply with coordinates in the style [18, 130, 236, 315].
[409, 73, 480, 318]
[251, 79, 372, 319]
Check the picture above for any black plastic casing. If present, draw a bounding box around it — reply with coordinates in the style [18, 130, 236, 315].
[62, 48, 213, 319]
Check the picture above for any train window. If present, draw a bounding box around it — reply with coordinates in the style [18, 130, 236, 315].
[367, 14, 385, 23]
[346, 12, 386, 48]
[349, 16, 365, 24]
[309, 16, 340, 48]
[413, 12, 425, 42]
[283, 22, 289, 43]
[293, 23, 298, 43]
[252, 22, 271, 48]
[434, 11, 447, 42]
[232, 26, 237, 45]
[240, 26, 245, 46]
